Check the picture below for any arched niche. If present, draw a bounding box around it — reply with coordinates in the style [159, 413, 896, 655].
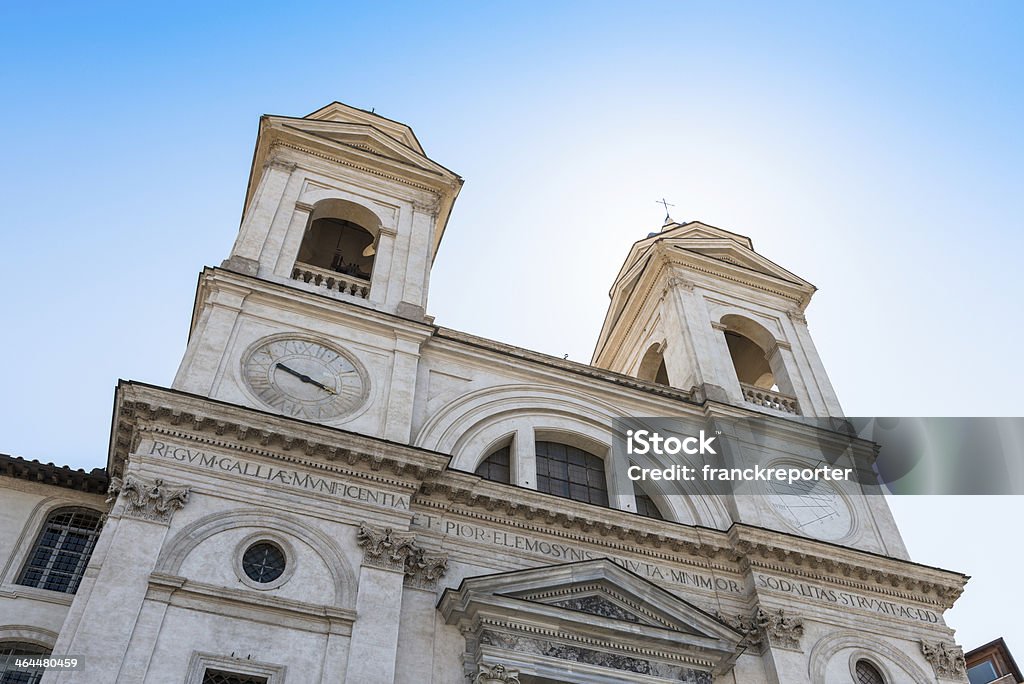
[296, 198, 382, 280]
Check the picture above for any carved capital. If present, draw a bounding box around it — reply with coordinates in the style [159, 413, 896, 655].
[787, 309, 808, 325]
[264, 156, 297, 174]
[921, 641, 967, 680]
[110, 474, 190, 524]
[354, 522, 449, 586]
[356, 522, 418, 572]
[474, 663, 520, 684]
[666, 276, 696, 293]
[404, 546, 449, 590]
[756, 607, 804, 651]
[719, 607, 803, 652]
[412, 197, 440, 215]
[715, 610, 765, 651]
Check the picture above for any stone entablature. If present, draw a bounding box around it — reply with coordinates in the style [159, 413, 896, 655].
[108, 382, 967, 615]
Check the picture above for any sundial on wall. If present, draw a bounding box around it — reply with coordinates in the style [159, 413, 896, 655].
[764, 473, 855, 542]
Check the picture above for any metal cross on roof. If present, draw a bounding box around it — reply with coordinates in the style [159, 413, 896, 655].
[656, 198, 675, 223]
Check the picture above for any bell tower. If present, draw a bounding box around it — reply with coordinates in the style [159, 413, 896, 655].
[171, 103, 462, 442]
[592, 219, 843, 417]
[220, 101, 462, 319]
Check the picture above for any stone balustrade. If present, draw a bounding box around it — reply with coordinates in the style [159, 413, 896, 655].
[291, 263, 370, 298]
[740, 384, 800, 415]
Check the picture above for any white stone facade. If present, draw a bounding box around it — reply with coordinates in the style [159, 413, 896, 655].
[0, 101, 971, 683]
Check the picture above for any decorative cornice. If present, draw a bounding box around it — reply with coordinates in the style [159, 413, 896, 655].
[921, 641, 967, 680]
[108, 474, 189, 524]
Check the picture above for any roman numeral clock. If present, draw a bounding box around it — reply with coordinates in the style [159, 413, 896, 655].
[241, 335, 369, 421]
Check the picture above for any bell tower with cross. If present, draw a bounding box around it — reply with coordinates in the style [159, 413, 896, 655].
[592, 216, 844, 418]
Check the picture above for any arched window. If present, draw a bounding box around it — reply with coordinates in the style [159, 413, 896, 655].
[0, 641, 51, 684]
[295, 199, 381, 284]
[634, 486, 664, 520]
[854, 660, 885, 684]
[17, 507, 102, 594]
[535, 442, 608, 506]
[475, 446, 511, 484]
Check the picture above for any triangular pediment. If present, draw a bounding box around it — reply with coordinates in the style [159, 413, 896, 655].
[304, 101, 425, 154]
[278, 120, 449, 177]
[439, 559, 743, 681]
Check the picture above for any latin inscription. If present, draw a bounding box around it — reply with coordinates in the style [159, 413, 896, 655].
[755, 573, 940, 623]
[412, 512, 744, 594]
[147, 440, 409, 511]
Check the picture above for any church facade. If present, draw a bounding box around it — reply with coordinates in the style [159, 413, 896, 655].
[0, 102, 971, 684]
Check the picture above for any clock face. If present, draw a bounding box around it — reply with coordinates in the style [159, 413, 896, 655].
[764, 474, 855, 542]
[241, 336, 368, 421]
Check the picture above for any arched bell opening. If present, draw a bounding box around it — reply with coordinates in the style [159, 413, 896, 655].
[295, 199, 382, 283]
[719, 314, 801, 414]
[636, 343, 670, 387]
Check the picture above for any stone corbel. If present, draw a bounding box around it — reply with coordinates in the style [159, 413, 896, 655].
[921, 641, 967, 680]
[108, 474, 190, 524]
[474, 663, 521, 684]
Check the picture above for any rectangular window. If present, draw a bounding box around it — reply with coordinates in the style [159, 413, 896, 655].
[202, 669, 269, 684]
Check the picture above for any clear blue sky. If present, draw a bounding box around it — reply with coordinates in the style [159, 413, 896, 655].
[1, 0, 1021, 659]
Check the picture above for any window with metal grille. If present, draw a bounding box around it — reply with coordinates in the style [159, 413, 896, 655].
[201, 669, 268, 684]
[475, 446, 511, 484]
[0, 641, 50, 684]
[855, 660, 885, 684]
[17, 507, 102, 594]
[635, 488, 664, 520]
[535, 441, 608, 506]
[241, 542, 286, 583]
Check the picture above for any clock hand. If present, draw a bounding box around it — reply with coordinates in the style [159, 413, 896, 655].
[274, 363, 337, 395]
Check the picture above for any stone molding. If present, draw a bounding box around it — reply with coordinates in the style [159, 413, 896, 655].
[108, 474, 189, 524]
[920, 641, 968, 680]
[355, 522, 449, 589]
[473, 663, 520, 684]
[715, 607, 804, 652]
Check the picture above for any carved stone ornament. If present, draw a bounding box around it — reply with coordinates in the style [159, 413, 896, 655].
[756, 607, 804, 651]
[473, 663, 520, 684]
[108, 474, 190, 523]
[715, 611, 765, 651]
[717, 607, 803, 652]
[921, 641, 967, 679]
[355, 522, 449, 589]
